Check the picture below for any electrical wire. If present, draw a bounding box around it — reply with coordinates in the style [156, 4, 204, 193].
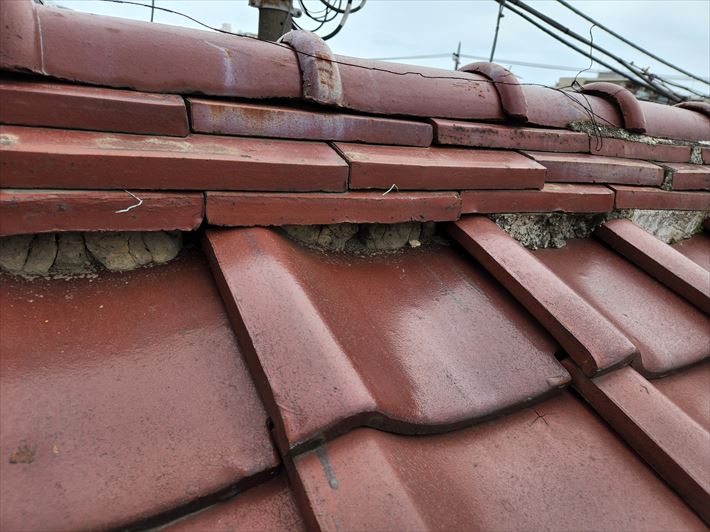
[556, 0, 709, 86]
[319, 0, 365, 14]
[489, 1, 504, 62]
[497, 0, 683, 102]
[510, 0, 706, 99]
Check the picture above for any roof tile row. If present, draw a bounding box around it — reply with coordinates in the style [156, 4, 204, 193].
[2, 185, 706, 237]
[564, 360, 710, 522]
[203, 226, 568, 453]
[291, 392, 705, 531]
[2, 1, 708, 142]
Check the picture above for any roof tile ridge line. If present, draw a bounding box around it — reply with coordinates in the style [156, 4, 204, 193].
[675, 101, 710, 119]
[446, 216, 637, 376]
[458, 62, 528, 122]
[117, 465, 281, 531]
[580, 82, 646, 133]
[279, 30, 344, 107]
[594, 219, 710, 314]
[200, 228, 379, 454]
[561, 358, 710, 523]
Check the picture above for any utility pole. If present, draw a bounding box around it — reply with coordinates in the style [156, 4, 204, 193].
[452, 41, 461, 70]
[249, 0, 297, 41]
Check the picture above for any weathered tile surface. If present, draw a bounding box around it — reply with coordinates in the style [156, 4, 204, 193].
[0, 78, 189, 136]
[0, 249, 277, 531]
[0, 189, 204, 236]
[524, 151, 664, 186]
[204, 227, 567, 452]
[611, 185, 710, 210]
[448, 216, 636, 376]
[292, 392, 704, 531]
[432, 119, 589, 152]
[535, 238, 709, 376]
[461, 183, 614, 213]
[190, 98, 432, 146]
[336, 143, 546, 190]
[167, 476, 304, 532]
[590, 138, 691, 163]
[0, 125, 348, 191]
[595, 219, 710, 313]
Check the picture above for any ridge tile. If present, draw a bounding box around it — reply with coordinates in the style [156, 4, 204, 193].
[611, 185, 710, 210]
[205, 191, 460, 226]
[336, 143, 545, 190]
[590, 138, 691, 163]
[524, 151, 664, 186]
[461, 183, 613, 213]
[0, 78, 189, 136]
[0, 189, 204, 236]
[0, 125, 348, 191]
[190, 99, 432, 147]
[432, 119, 589, 152]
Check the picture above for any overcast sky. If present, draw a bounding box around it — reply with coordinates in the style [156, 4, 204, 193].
[55, 0, 710, 97]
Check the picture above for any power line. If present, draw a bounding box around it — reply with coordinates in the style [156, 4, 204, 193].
[294, 0, 364, 40]
[489, 1, 504, 62]
[556, 0, 709, 86]
[497, 0, 683, 101]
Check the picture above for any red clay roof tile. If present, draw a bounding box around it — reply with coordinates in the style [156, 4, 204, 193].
[595, 219, 710, 314]
[590, 138, 691, 163]
[333, 55, 505, 120]
[206, 191, 461, 226]
[0, 125, 348, 191]
[189, 98, 433, 147]
[580, 82, 647, 133]
[564, 361, 710, 521]
[0, 77, 189, 136]
[0, 189, 204, 236]
[204, 227, 568, 453]
[664, 163, 710, 191]
[433, 119, 589, 152]
[448, 216, 636, 376]
[673, 232, 710, 271]
[521, 85, 623, 128]
[461, 183, 613, 214]
[611, 185, 710, 210]
[166, 475, 305, 532]
[535, 238, 709, 376]
[1, 2, 302, 99]
[0, 249, 277, 530]
[653, 360, 710, 432]
[336, 143, 546, 190]
[3, 1, 708, 145]
[524, 151, 664, 186]
[291, 392, 704, 531]
[458, 62, 528, 121]
[637, 100, 710, 143]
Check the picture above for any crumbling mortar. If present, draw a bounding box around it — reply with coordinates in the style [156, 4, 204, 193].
[569, 121, 707, 150]
[0, 230, 183, 279]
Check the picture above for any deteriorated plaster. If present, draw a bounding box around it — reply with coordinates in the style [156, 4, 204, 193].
[0, 209, 706, 277]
